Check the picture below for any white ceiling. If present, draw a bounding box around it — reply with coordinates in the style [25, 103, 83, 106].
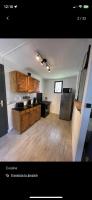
[0, 38, 92, 79]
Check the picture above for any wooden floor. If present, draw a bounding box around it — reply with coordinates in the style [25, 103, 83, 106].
[0, 114, 72, 161]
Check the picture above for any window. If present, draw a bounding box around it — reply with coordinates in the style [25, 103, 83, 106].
[54, 81, 63, 93]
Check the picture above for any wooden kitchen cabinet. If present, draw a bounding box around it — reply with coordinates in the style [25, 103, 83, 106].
[28, 77, 40, 93]
[27, 77, 34, 93]
[10, 71, 40, 93]
[21, 112, 30, 132]
[12, 105, 41, 133]
[12, 110, 29, 133]
[26, 107, 35, 125]
[35, 105, 41, 121]
[33, 78, 40, 93]
[10, 71, 28, 92]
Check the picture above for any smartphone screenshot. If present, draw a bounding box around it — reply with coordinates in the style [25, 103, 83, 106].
[0, 1, 92, 199]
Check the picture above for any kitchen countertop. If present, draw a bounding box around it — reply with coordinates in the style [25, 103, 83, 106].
[41, 101, 51, 105]
[12, 103, 41, 111]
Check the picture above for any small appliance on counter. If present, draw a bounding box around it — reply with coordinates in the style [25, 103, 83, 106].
[23, 95, 30, 99]
[63, 88, 72, 93]
[15, 102, 24, 111]
[33, 97, 37, 105]
[27, 99, 32, 108]
[36, 92, 43, 103]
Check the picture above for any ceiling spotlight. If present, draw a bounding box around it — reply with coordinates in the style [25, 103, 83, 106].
[46, 64, 49, 70]
[36, 54, 40, 61]
[48, 68, 51, 72]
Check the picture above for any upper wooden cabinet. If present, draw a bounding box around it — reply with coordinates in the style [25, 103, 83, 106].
[10, 71, 40, 93]
[10, 71, 28, 92]
[32, 78, 40, 93]
[27, 76, 34, 93]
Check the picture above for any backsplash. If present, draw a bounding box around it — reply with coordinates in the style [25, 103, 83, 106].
[7, 93, 37, 105]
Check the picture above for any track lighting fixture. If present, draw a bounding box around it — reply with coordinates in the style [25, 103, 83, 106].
[35, 52, 52, 72]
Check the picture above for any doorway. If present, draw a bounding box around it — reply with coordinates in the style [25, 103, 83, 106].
[0, 64, 8, 137]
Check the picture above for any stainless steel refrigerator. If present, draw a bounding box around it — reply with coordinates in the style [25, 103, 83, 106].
[59, 91, 73, 121]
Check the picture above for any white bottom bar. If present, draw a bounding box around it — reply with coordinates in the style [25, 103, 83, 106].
[29, 196, 63, 199]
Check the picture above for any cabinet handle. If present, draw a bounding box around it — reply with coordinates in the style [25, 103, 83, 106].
[0, 100, 3, 107]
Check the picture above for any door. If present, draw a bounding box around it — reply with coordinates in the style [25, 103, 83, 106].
[0, 64, 8, 137]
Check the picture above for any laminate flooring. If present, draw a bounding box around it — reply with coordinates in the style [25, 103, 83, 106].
[0, 114, 72, 161]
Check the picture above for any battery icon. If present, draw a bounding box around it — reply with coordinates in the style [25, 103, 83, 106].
[83, 5, 89, 9]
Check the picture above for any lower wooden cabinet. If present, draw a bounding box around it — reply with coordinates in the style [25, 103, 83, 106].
[35, 105, 41, 121]
[12, 105, 41, 133]
[21, 112, 30, 132]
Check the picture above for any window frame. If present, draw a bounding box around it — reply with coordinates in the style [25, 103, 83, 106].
[54, 81, 63, 93]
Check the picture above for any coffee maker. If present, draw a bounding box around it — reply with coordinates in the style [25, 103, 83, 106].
[27, 99, 32, 107]
[36, 93, 42, 103]
[33, 97, 37, 105]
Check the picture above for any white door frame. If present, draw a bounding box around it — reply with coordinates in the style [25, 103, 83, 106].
[75, 46, 92, 161]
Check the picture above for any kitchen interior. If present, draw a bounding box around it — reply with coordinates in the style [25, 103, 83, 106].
[0, 39, 92, 161]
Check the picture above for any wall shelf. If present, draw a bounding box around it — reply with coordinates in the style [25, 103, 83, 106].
[74, 100, 82, 112]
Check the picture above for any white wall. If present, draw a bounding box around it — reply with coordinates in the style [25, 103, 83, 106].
[72, 106, 92, 161]
[44, 76, 77, 114]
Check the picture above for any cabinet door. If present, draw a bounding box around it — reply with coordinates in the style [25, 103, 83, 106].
[27, 77, 34, 92]
[21, 112, 29, 132]
[33, 79, 40, 92]
[36, 80, 40, 92]
[36, 105, 41, 121]
[16, 72, 27, 92]
[30, 108, 36, 125]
